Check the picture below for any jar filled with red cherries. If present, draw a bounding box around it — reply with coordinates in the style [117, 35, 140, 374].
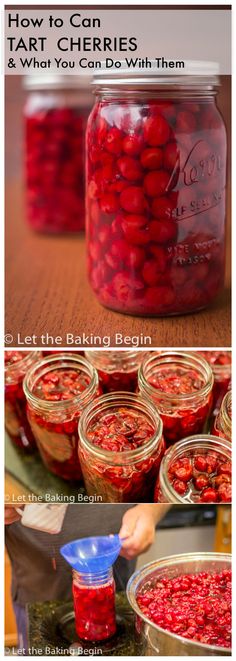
[212, 391, 231, 442]
[138, 351, 213, 444]
[199, 350, 231, 413]
[86, 63, 226, 316]
[23, 353, 99, 480]
[24, 74, 92, 233]
[154, 434, 231, 504]
[73, 567, 116, 642]
[78, 392, 165, 502]
[5, 350, 42, 451]
[85, 350, 148, 393]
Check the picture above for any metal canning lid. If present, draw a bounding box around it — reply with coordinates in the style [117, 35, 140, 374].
[23, 74, 92, 90]
[92, 60, 220, 87]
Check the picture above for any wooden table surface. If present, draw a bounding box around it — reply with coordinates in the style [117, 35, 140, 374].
[5, 77, 231, 349]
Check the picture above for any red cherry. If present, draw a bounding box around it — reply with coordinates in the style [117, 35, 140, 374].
[195, 475, 209, 491]
[174, 464, 193, 482]
[144, 115, 170, 146]
[142, 258, 166, 285]
[112, 272, 144, 301]
[122, 223, 149, 245]
[194, 455, 207, 472]
[117, 156, 142, 181]
[151, 196, 175, 219]
[144, 171, 170, 197]
[163, 141, 179, 171]
[201, 487, 217, 503]
[100, 193, 119, 214]
[122, 134, 143, 156]
[149, 219, 177, 244]
[218, 482, 231, 503]
[105, 127, 123, 154]
[173, 479, 188, 495]
[141, 147, 163, 170]
[126, 246, 145, 269]
[120, 186, 147, 213]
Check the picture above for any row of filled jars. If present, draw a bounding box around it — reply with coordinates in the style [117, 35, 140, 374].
[24, 68, 227, 316]
[5, 349, 231, 503]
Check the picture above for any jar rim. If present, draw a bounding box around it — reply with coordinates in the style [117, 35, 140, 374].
[4, 349, 38, 372]
[23, 74, 92, 90]
[5, 350, 42, 377]
[23, 353, 98, 412]
[139, 351, 213, 403]
[219, 390, 232, 430]
[92, 60, 219, 87]
[85, 350, 147, 373]
[79, 391, 163, 464]
[159, 434, 232, 504]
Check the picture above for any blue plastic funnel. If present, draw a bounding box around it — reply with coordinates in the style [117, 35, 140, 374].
[60, 535, 121, 573]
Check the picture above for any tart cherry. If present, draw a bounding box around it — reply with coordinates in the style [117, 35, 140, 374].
[151, 196, 175, 219]
[120, 186, 147, 213]
[149, 220, 177, 244]
[144, 171, 170, 197]
[195, 475, 209, 491]
[201, 487, 217, 503]
[122, 134, 144, 156]
[141, 147, 163, 170]
[117, 156, 142, 181]
[163, 142, 179, 171]
[100, 193, 119, 214]
[144, 115, 170, 146]
[105, 127, 123, 154]
[173, 479, 188, 495]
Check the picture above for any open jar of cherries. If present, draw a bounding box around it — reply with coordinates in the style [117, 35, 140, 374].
[212, 391, 231, 442]
[78, 392, 165, 502]
[138, 351, 213, 444]
[24, 74, 92, 233]
[86, 63, 226, 315]
[85, 350, 148, 393]
[199, 350, 231, 413]
[5, 350, 42, 451]
[23, 353, 99, 480]
[154, 434, 231, 504]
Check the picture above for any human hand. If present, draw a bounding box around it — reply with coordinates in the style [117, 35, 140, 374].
[5, 505, 24, 525]
[118, 504, 156, 560]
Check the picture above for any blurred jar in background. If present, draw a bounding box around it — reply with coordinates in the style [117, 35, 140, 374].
[5, 350, 42, 451]
[23, 75, 92, 233]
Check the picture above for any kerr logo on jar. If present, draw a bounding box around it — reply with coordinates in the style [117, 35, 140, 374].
[182, 140, 224, 186]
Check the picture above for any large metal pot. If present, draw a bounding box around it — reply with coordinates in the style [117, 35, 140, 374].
[127, 552, 231, 656]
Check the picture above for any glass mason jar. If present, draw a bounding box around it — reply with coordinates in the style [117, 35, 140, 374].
[86, 63, 227, 316]
[154, 434, 231, 504]
[85, 350, 148, 393]
[5, 350, 42, 451]
[212, 391, 231, 441]
[199, 351, 231, 413]
[139, 351, 213, 444]
[73, 567, 116, 642]
[78, 392, 165, 502]
[23, 353, 99, 480]
[24, 74, 92, 233]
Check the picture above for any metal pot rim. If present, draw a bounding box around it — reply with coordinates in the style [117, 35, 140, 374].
[127, 552, 232, 654]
